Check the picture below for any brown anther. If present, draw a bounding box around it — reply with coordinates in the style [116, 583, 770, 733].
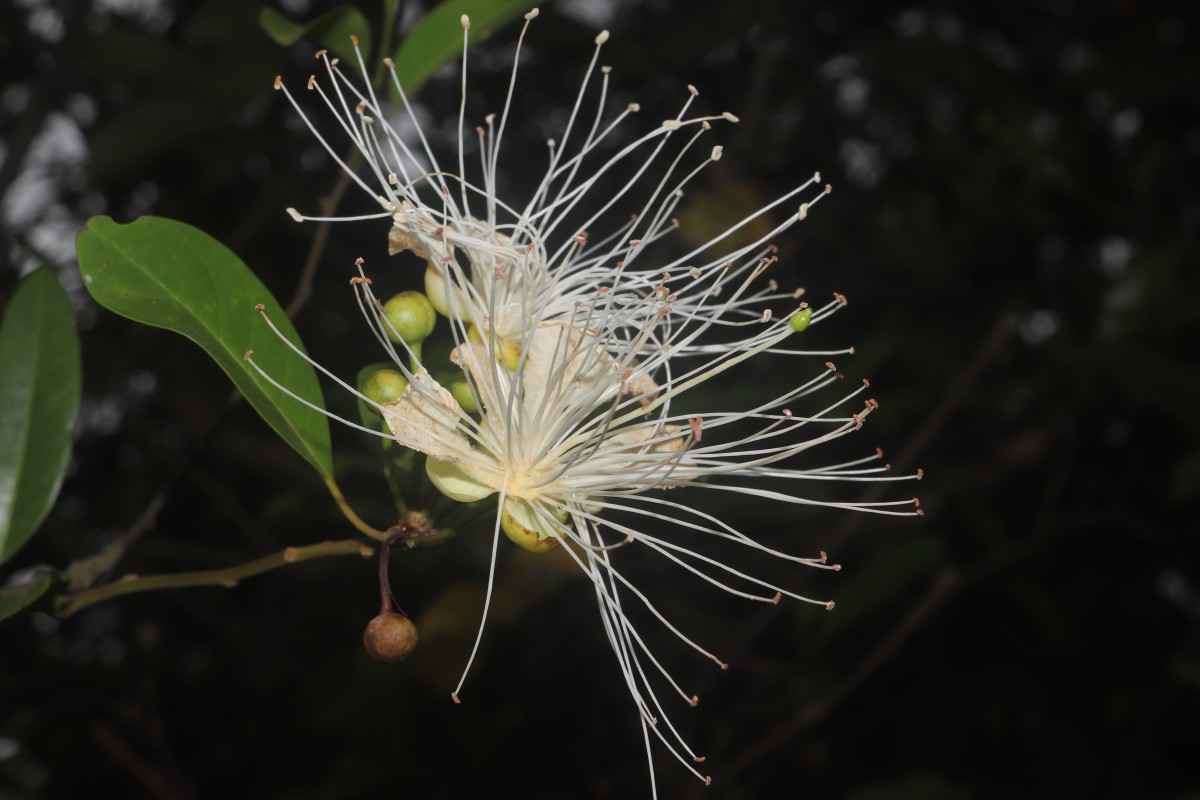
[689, 695, 699, 707]
[243, 349, 254, 360]
[849, 346, 857, 355]
[876, 447, 884, 459]
[913, 498, 921, 508]
[354, 257, 365, 266]
[573, 234, 587, 245]
[825, 601, 836, 610]
[719, 663, 729, 671]
[782, 408, 792, 417]
[476, 125, 484, 136]
[525, 243, 535, 254]
[451, 693, 461, 704]
[283, 547, 299, 563]
[254, 303, 265, 311]
[772, 591, 782, 605]
[355, 100, 366, 114]
[834, 291, 847, 305]
[671, 217, 680, 227]
[616, 260, 624, 267]
[769, 243, 779, 254]
[705, 777, 713, 786]
[825, 361, 836, 371]
[694, 756, 706, 763]
[314, 49, 327, 59]
[440, 255, 453, 265]
[349, 276, 372, 285]
[916, 508, 926, 516]
[629, 238, 643, 246]
[432, 226, 445, 237]
[863, 378, 871, 388]
[383, 57, 394, 68]
[273, 75, 282, 89]
[885, 463, 893, 471]
[852, 413, 863, 430]
[688, 416, 703, 442]
[832, 563, 842, 571]
[597, 285, 611, 294]
[306, 75, 316, 90]
[820, 550, 828, 561]
[350, 34, 359, 46]
[916, 468, 925, 480]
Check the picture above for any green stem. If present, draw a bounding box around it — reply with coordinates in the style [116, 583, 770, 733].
[57, 539, 374, 618]
[380, 437, 409, 517]
[325, 476, 390, 541]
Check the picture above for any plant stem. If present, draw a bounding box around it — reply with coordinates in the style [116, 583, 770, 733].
[325, 476, 390, 541]
[377, 536, 394, 613]
[57, 539, 374, 618]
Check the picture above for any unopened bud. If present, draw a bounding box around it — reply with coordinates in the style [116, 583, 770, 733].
[451, 377, 478, 413]
[362, 368, 408, 406]
[383, 291, 436, 344]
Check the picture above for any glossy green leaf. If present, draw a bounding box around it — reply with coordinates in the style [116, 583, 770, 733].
[259, 5, 372, 63]
[0, 572, 53, 622]
[391, 0, 540, 97]
[0, 268, 81, 566]
[76, 216, 333, 477]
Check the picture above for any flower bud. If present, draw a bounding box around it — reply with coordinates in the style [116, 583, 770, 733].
[467, 324, 522, 371]
[451, 377, 478, 413]
[363, 611, 418, 663]
[382, 291, 436, 344]
[361, 368, 408, 405]
[424, 264, 450, 316]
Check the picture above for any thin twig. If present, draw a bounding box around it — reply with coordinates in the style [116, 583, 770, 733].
[57, 539, 374, 618]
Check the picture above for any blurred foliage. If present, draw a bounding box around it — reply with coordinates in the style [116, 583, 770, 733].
[1, 0, 1197, 798]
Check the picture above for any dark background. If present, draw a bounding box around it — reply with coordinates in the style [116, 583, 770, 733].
[2, 0, 1197, 798]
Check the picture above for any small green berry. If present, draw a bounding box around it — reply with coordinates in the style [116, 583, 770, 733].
[382, 291, 436, 344]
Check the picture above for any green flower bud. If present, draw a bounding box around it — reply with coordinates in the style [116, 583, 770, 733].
[467, 323, 522, 371]
[382, 291, 436, 344]
[451, 378, 478, 413]
[424, 264, 449, 316]
[361, 368, 408, 406]
[789, 306, 813, 332]
[363, 611, 418, 663]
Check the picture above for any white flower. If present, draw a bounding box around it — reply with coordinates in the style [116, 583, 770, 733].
[257, 9, 923, 793]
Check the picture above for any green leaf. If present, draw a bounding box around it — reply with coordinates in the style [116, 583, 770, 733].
[0, 268, 81, 566]
[260, 5, 372, 64]
[391, 0, 540, 97]
[76, 216, 333, 477]
[0, 572, 53, 622]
